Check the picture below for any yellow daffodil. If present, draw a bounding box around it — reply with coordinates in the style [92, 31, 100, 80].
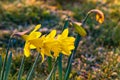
[29, 30, 59, 62]
[22, 27, 75, 62]
[22, 24, 41, 57]
[96, 13, 104, 24]
[54, 28, 75, 57]
[88, 9, 104, 24]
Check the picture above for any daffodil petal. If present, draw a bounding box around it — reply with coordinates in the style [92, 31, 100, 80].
[61, 28, 68, 38]
[53, 51, 59, 57]
[29, 32, 41, 40]
[62, 51, 71, 56]
[46, 30, 56, 38]
[24, 42, 30, 57]
[41, 52, 45, 63]
[29, 39, 43, 48]
[37, 48, 44, 63]
[31, 24, 41, 33]
[30, 44, 36, 49]
[21, 35, 29, 40]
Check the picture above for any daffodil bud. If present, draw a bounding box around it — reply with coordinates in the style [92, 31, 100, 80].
[88, 9, 104, 24]
[72, 22, 87, 37]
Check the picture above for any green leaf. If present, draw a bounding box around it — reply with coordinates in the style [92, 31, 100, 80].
[0, 55, 2, 79]
[27, 53, 40, 80]
[3, 52, 12, 80]
[0, 39, 11, 80]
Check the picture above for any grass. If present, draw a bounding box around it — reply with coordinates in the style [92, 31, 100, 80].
[0, 0, 120, 80]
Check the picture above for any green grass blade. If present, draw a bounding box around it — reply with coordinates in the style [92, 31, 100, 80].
[64, 34, 81, 80]
[3, 52, 12, 80]
[46, 60, 58, 80]
[27, 53, 40, 80]
[0, 55, 2, 79]
[17, 56, 25, 80]
[0, 39, 11, 80]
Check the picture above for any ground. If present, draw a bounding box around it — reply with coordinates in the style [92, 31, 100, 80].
[0, 0, 120, 80]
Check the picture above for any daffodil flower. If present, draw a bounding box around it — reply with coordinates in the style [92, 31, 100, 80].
[88, 9, 104, 24]
[29, 30, 58, 62]
[96, 13, 104, 24]
[22, 24, 41, 57]
[54, 28, 75, 57]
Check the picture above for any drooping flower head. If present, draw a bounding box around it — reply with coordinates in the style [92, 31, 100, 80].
[88, 9, 104, 24]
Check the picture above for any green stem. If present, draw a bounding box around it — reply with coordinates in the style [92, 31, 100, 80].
[18, 55, 25, 80]
[47, 57, 52, 72]
[27, 53, 40, 80]
[46, 60, 58, 80]
[64, 12, 90, 80]
[58, 54, 62, 80]
[0, 55, 2, 78]
[64, 34, 81, 80]
[82, 13, 90, 26]
[58, 19, 70, 80]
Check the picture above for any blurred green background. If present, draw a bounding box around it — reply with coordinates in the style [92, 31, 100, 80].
[0, 0, 120, 80]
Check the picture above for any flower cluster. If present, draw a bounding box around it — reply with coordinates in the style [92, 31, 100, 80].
[21, 24, 75, 62]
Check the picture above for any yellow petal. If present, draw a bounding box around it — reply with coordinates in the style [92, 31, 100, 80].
[96, 14, 99, 21]
[46, 30, 56, 39]
[24, 42, 30, 57]
[95, 12, 104, 24]
[30, 44, 36, 49]
[53, 52, 59, 57]
[29, 38, 43, 48]
[67, 37, 75, 42]
[41, 48, 53, 57]
[62, 51, 71, 56]
[88, 9, 104, 24]
[61, 29, 68, 38]
[37, 48, 44, 63]
[31, 24, 41, 33]
[41, 52, 45, 63]
[29, 32, 41, 40]
[21, 35, 29, 40]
